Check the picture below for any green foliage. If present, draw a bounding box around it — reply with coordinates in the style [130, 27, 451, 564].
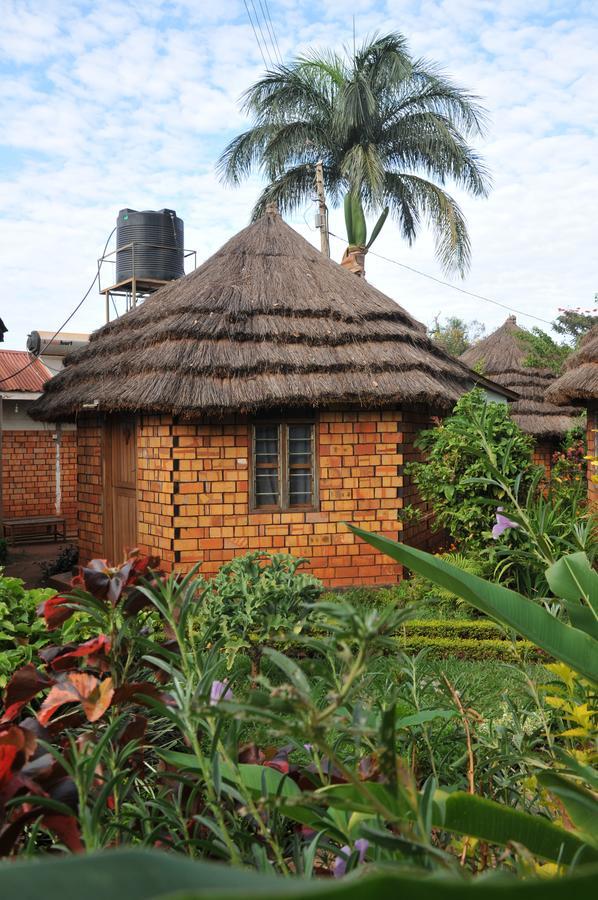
[344, 192, 389, 249]
[3, 848, 598, 899]
[553, 308, 598, 348]
[429, 316, 486, 357]
[193, 552, 322, 669]
[218, 32, 490, 274]
[3, 546, 598, 885]
[516, 327, 571, 374]
[0, 571, 55, 687]
[398, 634, 536, 660]
[408, 389, 535, 549]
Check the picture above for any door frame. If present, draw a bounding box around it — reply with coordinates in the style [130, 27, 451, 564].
[103, 415, 138, 562]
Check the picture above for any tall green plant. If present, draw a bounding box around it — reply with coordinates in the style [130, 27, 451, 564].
[349, 526, 598, 857]
[218, 32, 489, 274]
[408, 389, 535, 550]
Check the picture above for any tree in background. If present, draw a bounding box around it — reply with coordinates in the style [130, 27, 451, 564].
[219, 32, 489, 274]
[553, 304, 598, 348]
[428, 315, 485, 357]
[516, 327, 572, 375]
[518, 305, 598, 374]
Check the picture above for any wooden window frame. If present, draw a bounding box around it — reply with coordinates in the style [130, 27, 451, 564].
[250, 417, 319, 512]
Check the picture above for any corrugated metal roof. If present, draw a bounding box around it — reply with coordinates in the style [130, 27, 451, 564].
[0, 350, 51, 392]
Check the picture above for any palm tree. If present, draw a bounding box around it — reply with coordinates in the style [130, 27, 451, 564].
[218, 32, 490, 275]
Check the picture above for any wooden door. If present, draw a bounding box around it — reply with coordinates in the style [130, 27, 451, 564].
[104, 417, 137, 562]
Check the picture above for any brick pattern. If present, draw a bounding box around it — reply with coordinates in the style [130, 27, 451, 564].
[138, 416, 176, 569]
[532, 439, 556, 479]
[170, 410, 403, 587]
[77, 421, 104, 561]
[1, 429, 78, 535]
[401, 406, 448, 553]
[78, 411, 405, 587]
[587, 405, 598, 505]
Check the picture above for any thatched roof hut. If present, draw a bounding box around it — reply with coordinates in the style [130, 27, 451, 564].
[459, 316, 580, 439]
[545, 326, 598, 406]
[32, 207, 507, 422]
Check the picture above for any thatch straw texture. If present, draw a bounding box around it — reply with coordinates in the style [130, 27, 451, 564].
[32, 208, 509, 422]
[545, 326, 598, 406]
[460, 316, 581, 438]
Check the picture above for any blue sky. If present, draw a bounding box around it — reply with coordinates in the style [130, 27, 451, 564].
[1, 0, 597, 349]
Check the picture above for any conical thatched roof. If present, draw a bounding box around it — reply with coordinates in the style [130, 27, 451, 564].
[545, 326, 598, 406]
[460, 315, 581, 439]
[32, 208, 510, 422]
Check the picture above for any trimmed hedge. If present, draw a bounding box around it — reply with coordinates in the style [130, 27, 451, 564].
[400, 619, 511, 640]
[394, 618, 544, 660]
[397, 634, 540, 660]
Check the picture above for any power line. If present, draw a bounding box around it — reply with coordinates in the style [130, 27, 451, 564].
[327, 230, 554, 327]
[0, 226, 116, 386]
[259, 0, 283, 65]
[250, 0, 277, 68]
[243, 0, 271, 69]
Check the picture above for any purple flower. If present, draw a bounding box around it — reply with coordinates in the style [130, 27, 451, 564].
[333, 838, 369, 878]
[492, 508, 519, 540]
[210, 680, 233, 705]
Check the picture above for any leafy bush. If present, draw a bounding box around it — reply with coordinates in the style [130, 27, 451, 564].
[0, 571, 56, 687]
[1, 544, 597, 882]
[193, 551, 322, 670]
[408, 389, 535, 550]
[352, 527, 598, 866]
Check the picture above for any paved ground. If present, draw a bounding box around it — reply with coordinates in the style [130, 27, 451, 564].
[2, 541, 77, 588]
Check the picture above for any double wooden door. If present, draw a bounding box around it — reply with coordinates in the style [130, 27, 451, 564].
[104, 417, 138, 562]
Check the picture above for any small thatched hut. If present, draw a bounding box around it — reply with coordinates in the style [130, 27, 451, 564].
[32, 208, 511, 585]
[546, 326, 598, 501]
[460, 315, 581, 472]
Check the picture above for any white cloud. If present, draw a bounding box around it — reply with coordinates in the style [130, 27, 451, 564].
[0, 0, 596, 350]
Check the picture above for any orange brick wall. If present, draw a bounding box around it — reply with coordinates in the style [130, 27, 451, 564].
[1, 428, 77, 534]
[164, 410, 403, 587]
[532, 439, 556, 479]
[77, 421, 104, 561]
[138, 416, 176, 569]
[77, 411, 404, 587]
[587, 405, 598, 504]
[401, 407, 447, 552]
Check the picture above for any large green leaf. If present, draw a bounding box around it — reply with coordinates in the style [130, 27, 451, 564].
[313, 783, 597, 865]
[2, 848, 598, 899]
[347, 526, 598, 684]
[158, 750, 301, 798]
[546, 554, 598, 638]
[537, 772, 598, 849]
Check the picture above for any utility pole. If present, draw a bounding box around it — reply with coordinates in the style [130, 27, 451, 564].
[315, 161, 330, 258]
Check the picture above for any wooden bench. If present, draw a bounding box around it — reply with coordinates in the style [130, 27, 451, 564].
[2, 515, 67, 545]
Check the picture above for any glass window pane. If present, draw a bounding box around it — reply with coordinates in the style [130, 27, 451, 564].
[254, 425, 279, 507]
[289, 467, 312, 506]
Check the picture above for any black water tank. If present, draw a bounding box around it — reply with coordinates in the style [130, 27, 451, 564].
[115, 208, 184, 283]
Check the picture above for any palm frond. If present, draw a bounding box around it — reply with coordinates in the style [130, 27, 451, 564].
[397, 63, 488, 136]
[341, 144, 386, 200]
[218, 125, 278, 184]
[381, 113, 491, 196]
[250, 164, 319, 220]
[395, 174, 471, 274]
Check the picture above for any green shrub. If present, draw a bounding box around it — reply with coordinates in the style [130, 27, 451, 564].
[397, 634, 539, 660]
[193, 551, 323, 670]
[407, 389, 535, 550]
[0, 571, 56, 687]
